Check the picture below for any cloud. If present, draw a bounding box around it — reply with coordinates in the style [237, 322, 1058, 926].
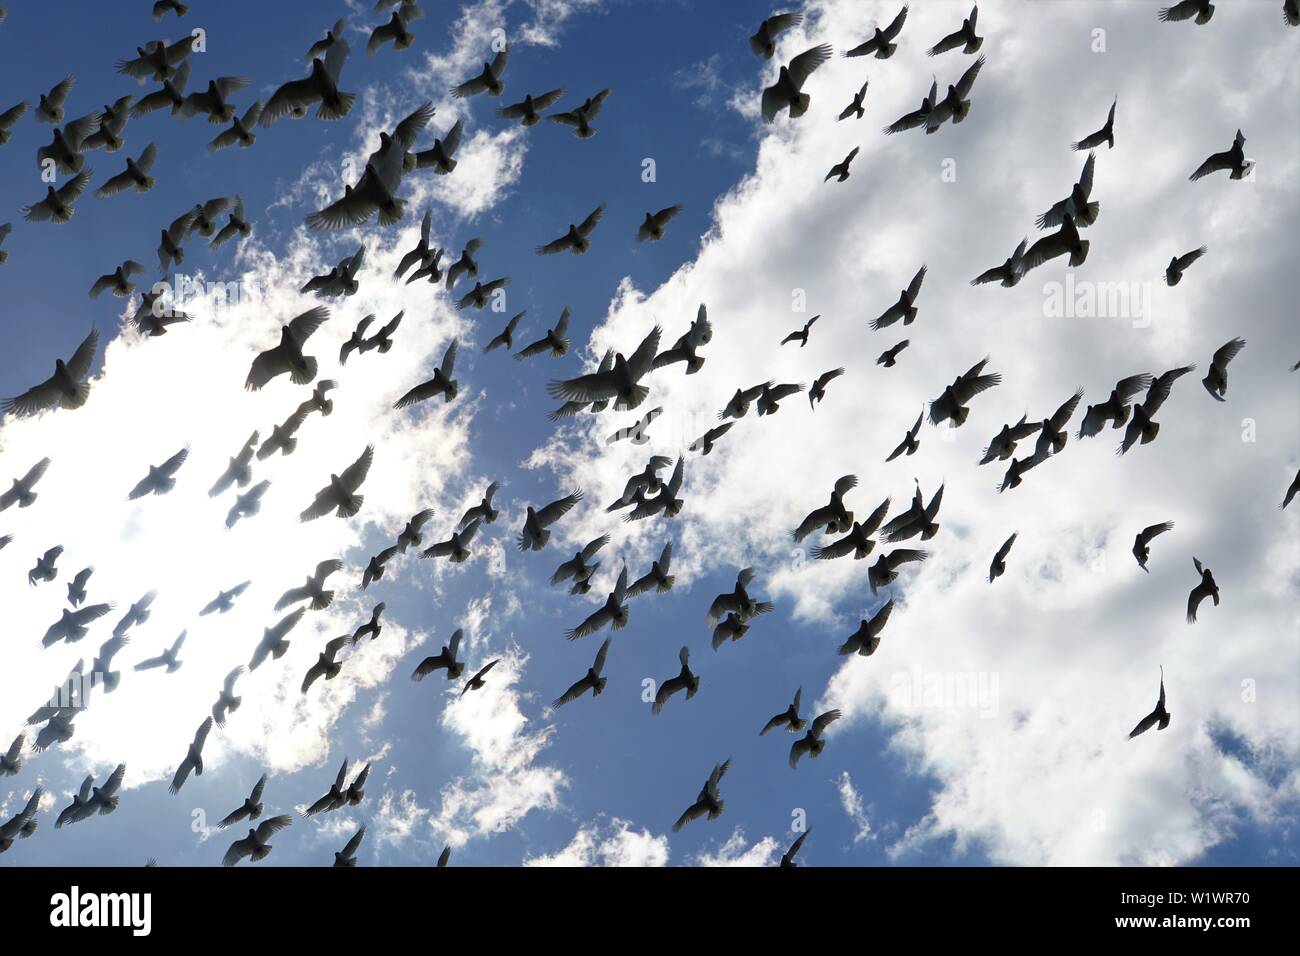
[523, 816, 670, 866]
[523, 0, 1300, 864]
[692, 827, 779, 867]
[837, 770, 874, 844]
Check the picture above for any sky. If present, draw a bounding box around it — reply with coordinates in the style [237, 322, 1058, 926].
[0, 0, 1297, 868]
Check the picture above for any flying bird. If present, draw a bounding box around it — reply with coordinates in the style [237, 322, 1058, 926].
[1132, 521, 1174, 572]
[22, 167, 93, 224]
[792, 475, 858, 542]
[497, 87, 566, 126]
[928, 5, 983, 56]
[845, 5, 909, 58]
[249, 608, 306, 670]
[135, 631, 186, 673]
[300, 445, 374, 521]
[750, 12, 802, 58]
[335, 827, 367, 867]
[222, 816, 292, 866]
[28, 545, 64, 586]
[41, 604, 114, 648]
[1078, 374, 1152, 438]
[114, 590, 157, 637]
[351, 603, 386, 645]
[548, 87, 611, 138]
[367, 3, 422, 55]
[624, 457, 685, 522]
[653, 646, 701, 715]
[245, 306, 331, 391]
[456, 277, 510, 310]
[547, 325, 661, 412]
[808, 367, 845, 410]
[89, 260, 146, 298]
[1129, 668, 1171, 739]
[988, 533, 1017, 583]
[761, 43, 833, 122]
[1, 458, 52, 510]
[393, 339, 459, 407]
[790, 710, 842, 768]
[516, 308, 571, 360]
[217, 774, 266, 829]
[537, 204, 605, 255]
[566, 566, 631, 640]
[0, 789, 42, 853]
[412, 629, 465, 681]
[1189, 129, 1252, 181]
[0, 734, 24, 777]
[1023, 214, 1091, 271]
[168, 716, 212, 794]
[452, 44, 510, 97]
[1282, 470, 1300, 510]
[461, 659, 500, 696]
[361, 545, 401, 589]
[519, 489, 584, 552]
[672, 759, 728, 831]
[1159, 0, 1215, 25]
[637, 204, 683, 242]
[707, 567, 774, 623]
[444, 238, 482, 289]
[1119, 366, 1194, 454]
[980, 415, 1041, 465]
[838, 80, 869, 120]
[1201, 337, 1245, 401]
[225, 480, 270, 530]
[810, 497, 891, 561]
[36, 76, 75, 124]
[484, 311, 526, 353]
[396, 508, 437, 553]
[782, 315, 819, 347]
[553, 638, 612, 708]
[971, 238, 1029, 287]
[1038, 153, 1100, 230]
[395, 208, 438, 280]
[262, 37, 355, 124]
[302, 246, 365, 297]
[127, 446, 189, 499]
[1164, 246, 1206, 286]
[629, 541, 675, 596]
[552, 534, 609, 593]
[411, 118, 463, 174]
[212, 666, 245, 725]
[1186, 557, 1219, 623]
[883, 77, 938, 134]
[761, 688, 807, 735]
[132, 60, 192, 116]
[838, 599, 894, 656]
[925, 54, 986, 132]
[871, 265, 927, 330]
[780, 830, 811, 867]
[67, 567, 93, 607]
[422, 516, 481, 563]
[302, 636, 350, 693]
[208, 102, 262, 151]
[307, 17, 347, 59]
[95, 142, 158, 198]
[297, 379, 337, 418]
[931, 357, 1001, 427]
[459, 481, 501, 528]
[1073, 97, 1116, 151]
[181, 75, 250, 123]
[885, 410, 924, 462]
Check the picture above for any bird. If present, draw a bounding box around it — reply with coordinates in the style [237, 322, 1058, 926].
[839, 600, 895, 659]
[393, 339, 459, 407]
[0, 789, 42, 853]
[869, 548, 928, 594]
[444, 238, 482, 289]
[497, 87, 566, 126]
[452, 44, 510, 97]
[1118, 366, 1194, 454]
[362, 544, 401, 589]
[885, 410, 924, 462]
[395, 209, 437, 280]
[780, 831, 811, 867]
[930, 356, 1003, 428]
[549, 326, 661, 412]
[82, 95, 134, 151]
[515, 308, 571, 360]
[1, 458, 52, 510]
[57, 775, 97, 829]
[845, 5, 909, 58]
[459, 482, 501, 528]
[245, 306, 331, 391]
[156, 209, 197, 272]
[302, 636, 350, 693]
[208, 102, 262, 151]
[456, 277, 510, 310]
[781, 315, 819, 347]
[395, 509, 437, 553]
[339, 315, 375, 366]
[1159, 0, 1215, 25]
[756, 381, 804, 417]
[249, 608, 306, 670]
[838, 80, 869, 120]
[351, 603, 386, 645]
[971, 238, 1029, 287]
[566, 566, 631, 640]
[28, 545, 64, 586]
[37, 111, 102, 176]
[169, 717, 212, 794]
[1132, 522, 1174, 572]
[761, 44, 833, 122]
[130, 289, 190, 337]
[305, 106, 426, 229]
[89, 260, 146, 298]
[707, 568, 775, 623]
[1034, 389, 1084, 458]
[882, 481, 943, 543]
[0, 104, 28, 147]
[629, 541, 675, 596]
[484, 311, 526, 353]
[297, 379, 337, 419]
[335, 827, 366, 867]
[1129, 668, 1171, 739]
[625, 457, 685, 522]
[711, 612, 751, 650]
[761, 689, 807, 735]
[95, 143, 157, 197]
[537, 204, 605, 255]
[0, 734, 24, 777]
[1078, 374, 1152, 438]
[367, 3, 422, 55]
[262, 37, 355, 124]
[980, 415, 1042, 465]
[307, 17, 347, 59]
[222, 816, 292, 866]
[1038, 153, 1100, 229]
[1287, 0, 1300, 26]
[89, 635, 130, 694]
[35, 76, 75, 124]
[212, 666, 244, 725]
[606, 406, 662, 446]
[1023, 214, 1091, 271]
[871, 265, 927, 330]
[519, 489, 584, 552]
[1189, 129, 1252, 181]
[412, 629, 466, 681]
[653, 645, 701, 715]
[1072, 97, 1117, 151]
[364, 312, 403, 356]
[790, 710, 842, 768]
[883, 77, 938, 134]
[989, 533, 1017, 583]
[792, 475, 858, 542]
[1165, 246, 1207, 286]
[153, 0, 189, 20]
[810, 497, 891, 561]
[411, 118, 462, 174]
[225, 480, 270, 530]
[68, 568, 94, 607]
[925, 54, 986, 132]
[300, 446, 374, 521]
[114, 590, 157, 637]
[302, 246, 365, 297]
[636, 204, 683, 242]
[548, 88, 611, 138]
[461, 659, 500, 696]
[22, 167, 92, 224]
[808, 368, 845, 410]
[135, 631, 186, 673]
[553, 638, 612, 708]
[181, 75, 250, 123]
[127, 446, 189, 499]
[1282, 470, 1300, 510]
[928, 5, 983, 56]
[1201, 337, 1245, 401]
[552, 535, 610, 592]
[216, 775, 266, 829]
[132, 59, 192, 116]
[1187, 557, 1219, 623]
[422, 516, 482, 564]
[672, 759, 729, 830]
[750, 12, 802, 58]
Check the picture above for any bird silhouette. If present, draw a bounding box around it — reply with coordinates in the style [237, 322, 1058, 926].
[1186, 557, 1219, 623]
[1132, 522, 1174, 572]
[168, 717, 212, 794]
[761, 44, 832, 122]
[761, 688, 808, 735]
[553, 638, 612, 707]
[838, 600, 894, 655]
[217, 774, 266, 829]
[790, 710, 842, 768]
[1129, 668, 1171, 738]
[412, 629, 465, 681]
[653, 646, 700, 714]
[845, 5, 908, 59]
[672, 759, 729, 830]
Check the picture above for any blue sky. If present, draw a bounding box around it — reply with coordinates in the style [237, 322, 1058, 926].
[1, 0, 1297, 867]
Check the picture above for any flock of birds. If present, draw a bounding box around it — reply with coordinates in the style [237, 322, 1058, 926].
[1, 1, 1298, 866]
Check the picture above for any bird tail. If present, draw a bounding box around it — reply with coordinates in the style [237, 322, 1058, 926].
[229, 695, 242, 712]
[952, 406, 970, 427]
[139, 176, 155, 192]
[708, 800, 725, 820]
[283, 437, 298, 456]
[1069, 240, 1091, 267]
[297, 356, 319, 384]
[659, 575, 675, 592]
[686, 355, 705, 374]
[1141, 420, 1160, 444]
[1079, 201, 1100, 226]
[879, 42, 897, 58]
[336, 494, 363, 518]
[444, 381, 459, 402]
[439, 158, 458, 174]
[317, 92, 356, 121]
[312, 589, 334, 611]
[966, 37, 984, 53]
[594, 677, 607, 696]
[790, 92, 812, 119]
[321, 399, 333, 416]
[904, 306, 918, 325]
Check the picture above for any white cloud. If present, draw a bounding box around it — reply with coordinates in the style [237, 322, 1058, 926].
[837, 771, 874, 844]
[693, 827, 779, 867]
[523, 816, 669, 866]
